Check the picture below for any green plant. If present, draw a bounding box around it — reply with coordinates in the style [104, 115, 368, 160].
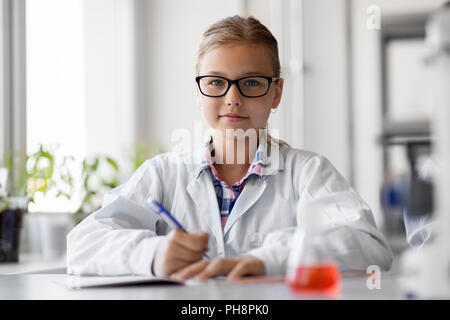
[0, 144, 56, 213]
[73, 155, 121, 224]
[26, 144, 55, 202]
[1, 144, 71, 210]
[2, 150, 28, 197]
[0, 195, 10, 213]
[54, 155, 76, 201]
[3, 142, 161, 223]
[129, 142, 162, 171]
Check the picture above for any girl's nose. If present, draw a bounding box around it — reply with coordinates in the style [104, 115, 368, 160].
[225, 83, 242, 107]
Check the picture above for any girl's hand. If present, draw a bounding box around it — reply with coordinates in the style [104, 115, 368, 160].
[170, 256, 265, 282]
[152, 230, 209, 277]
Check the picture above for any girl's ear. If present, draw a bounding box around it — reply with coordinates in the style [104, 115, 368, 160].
[272, 78, 284, 109]
[194, 81, 199, 97]
[194, 83, 202, 110]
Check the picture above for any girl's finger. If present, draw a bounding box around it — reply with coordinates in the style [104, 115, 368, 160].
[173, 230, 209, 252]
[171, 260, 210, 281]
[227, 258, 265, 281]
[167, 241, 203, 263]
[226, 260, 252, 281]
[195, 258, 238, 280]
[159, 257, 188, 276]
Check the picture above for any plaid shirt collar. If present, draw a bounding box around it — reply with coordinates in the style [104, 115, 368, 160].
[194, 133, 270, 181]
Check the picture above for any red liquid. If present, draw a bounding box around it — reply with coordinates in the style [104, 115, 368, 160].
[287, 263, 341, 296]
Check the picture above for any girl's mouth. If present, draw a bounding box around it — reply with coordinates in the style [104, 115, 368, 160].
[220, 113, 249, 122]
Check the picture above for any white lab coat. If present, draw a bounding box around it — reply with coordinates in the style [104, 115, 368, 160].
[66, 137, 394, 276]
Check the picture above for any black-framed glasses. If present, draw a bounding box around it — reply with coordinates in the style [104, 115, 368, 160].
[195, 75, 279, 98]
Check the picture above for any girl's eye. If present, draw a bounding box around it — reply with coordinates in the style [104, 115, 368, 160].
[210, 79, 225, 86]
[243, 79, 262, 87]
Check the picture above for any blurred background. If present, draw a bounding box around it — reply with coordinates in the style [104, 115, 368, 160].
[0, 0, 447, 278]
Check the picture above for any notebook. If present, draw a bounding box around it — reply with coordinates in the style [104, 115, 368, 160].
[62, 274, 226, 289]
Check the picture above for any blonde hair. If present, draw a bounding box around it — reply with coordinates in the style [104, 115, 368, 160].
[196, 15, 281, 77]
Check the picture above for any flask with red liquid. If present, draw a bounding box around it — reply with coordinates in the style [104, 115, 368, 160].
[286, 203, 341, 296]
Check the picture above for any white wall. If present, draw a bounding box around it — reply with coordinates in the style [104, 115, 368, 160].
[251, 0, 352, 181]
[350, 0, 446, 228]
[83, 0, 136, 171]
[301, 0, 351, 181]
[26, 0, 85, 161]
[265, 0, 305, 151]
[141, 0, 246, 153]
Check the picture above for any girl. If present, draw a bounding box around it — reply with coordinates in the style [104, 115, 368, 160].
[67, 16, 393, 281]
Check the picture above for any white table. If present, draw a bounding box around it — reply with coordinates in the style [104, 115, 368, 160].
[0, 253, 66, 275]
[0, 273, 405, 300]
[0, 259, 407, 300]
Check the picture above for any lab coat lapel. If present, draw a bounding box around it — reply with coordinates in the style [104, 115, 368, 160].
[185, 133, 285, 247]
[223, 137, 285, 235]
[186, 173, 224, 251]
[223, 177, 267, 236]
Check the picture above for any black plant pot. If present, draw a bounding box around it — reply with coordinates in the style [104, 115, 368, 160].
[0, 208, 24, 263]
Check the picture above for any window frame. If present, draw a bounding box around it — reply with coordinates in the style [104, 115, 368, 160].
[0, 0, 27, 196]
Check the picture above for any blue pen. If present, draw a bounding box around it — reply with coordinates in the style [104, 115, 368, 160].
[145, 198, 210, 259]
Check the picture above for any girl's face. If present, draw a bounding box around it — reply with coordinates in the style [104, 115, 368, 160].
[196, 43, 284, 134]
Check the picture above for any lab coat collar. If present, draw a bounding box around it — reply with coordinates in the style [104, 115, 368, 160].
[191, 130, 285, 179]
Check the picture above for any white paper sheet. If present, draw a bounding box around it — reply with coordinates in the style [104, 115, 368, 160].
[61, 274, 226, 289]
[64, 274, 183, 289]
